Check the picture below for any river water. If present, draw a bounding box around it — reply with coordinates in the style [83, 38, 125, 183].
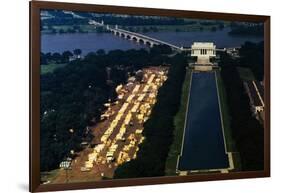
[41, 27, 263, 54]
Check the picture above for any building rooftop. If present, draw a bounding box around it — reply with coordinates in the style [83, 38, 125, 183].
[191, 42, 216, 49]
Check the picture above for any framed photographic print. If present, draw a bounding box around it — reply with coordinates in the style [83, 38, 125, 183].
[30, 1, 270, 192]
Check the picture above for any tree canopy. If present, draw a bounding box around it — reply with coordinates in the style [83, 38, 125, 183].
[40, 45, 175, 171]
[239, 41, 264, 81]
[219, 52, 264, 171]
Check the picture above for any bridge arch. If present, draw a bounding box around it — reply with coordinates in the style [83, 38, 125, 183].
[146, 41, 152, 46]
[89, 20, 185, 51]
[131, 36, 138, 42]
[138, 39, 145, 44]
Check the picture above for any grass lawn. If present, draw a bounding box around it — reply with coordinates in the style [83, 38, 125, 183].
[216, 70, 236, 151]
[41, 169, 60, 183]
[41, 63, 67, 74]
[165, 69, 192, 176]
[237, 67, 256, 81]
[216, 70, 242, 171]
[231, 152, 242, 171]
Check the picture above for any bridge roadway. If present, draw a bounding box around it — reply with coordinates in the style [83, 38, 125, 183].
[89, 20, 187, 51]
[109, 27, 184, 50]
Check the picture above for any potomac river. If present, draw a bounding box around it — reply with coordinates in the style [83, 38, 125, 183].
[41, 27, 263, 54]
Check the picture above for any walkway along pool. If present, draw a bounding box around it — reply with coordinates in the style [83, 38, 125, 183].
[177, 71, 229, 172]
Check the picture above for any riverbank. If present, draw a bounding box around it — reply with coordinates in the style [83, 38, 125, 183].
[41, 23, 230, 34]
[120, 23, 229, 33]
[41, 24, 108, 34]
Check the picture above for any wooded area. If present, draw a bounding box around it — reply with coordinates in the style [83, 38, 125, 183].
[229, 22, 264, 36]
[239, 41, 264, 81]
[40, 45, 173, 171]
[219, 51, 264, 171]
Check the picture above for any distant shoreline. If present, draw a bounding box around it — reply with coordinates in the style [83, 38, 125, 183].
[40, 23, 229, 35]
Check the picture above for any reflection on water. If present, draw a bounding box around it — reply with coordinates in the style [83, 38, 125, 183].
[178, 72, 229, 171]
